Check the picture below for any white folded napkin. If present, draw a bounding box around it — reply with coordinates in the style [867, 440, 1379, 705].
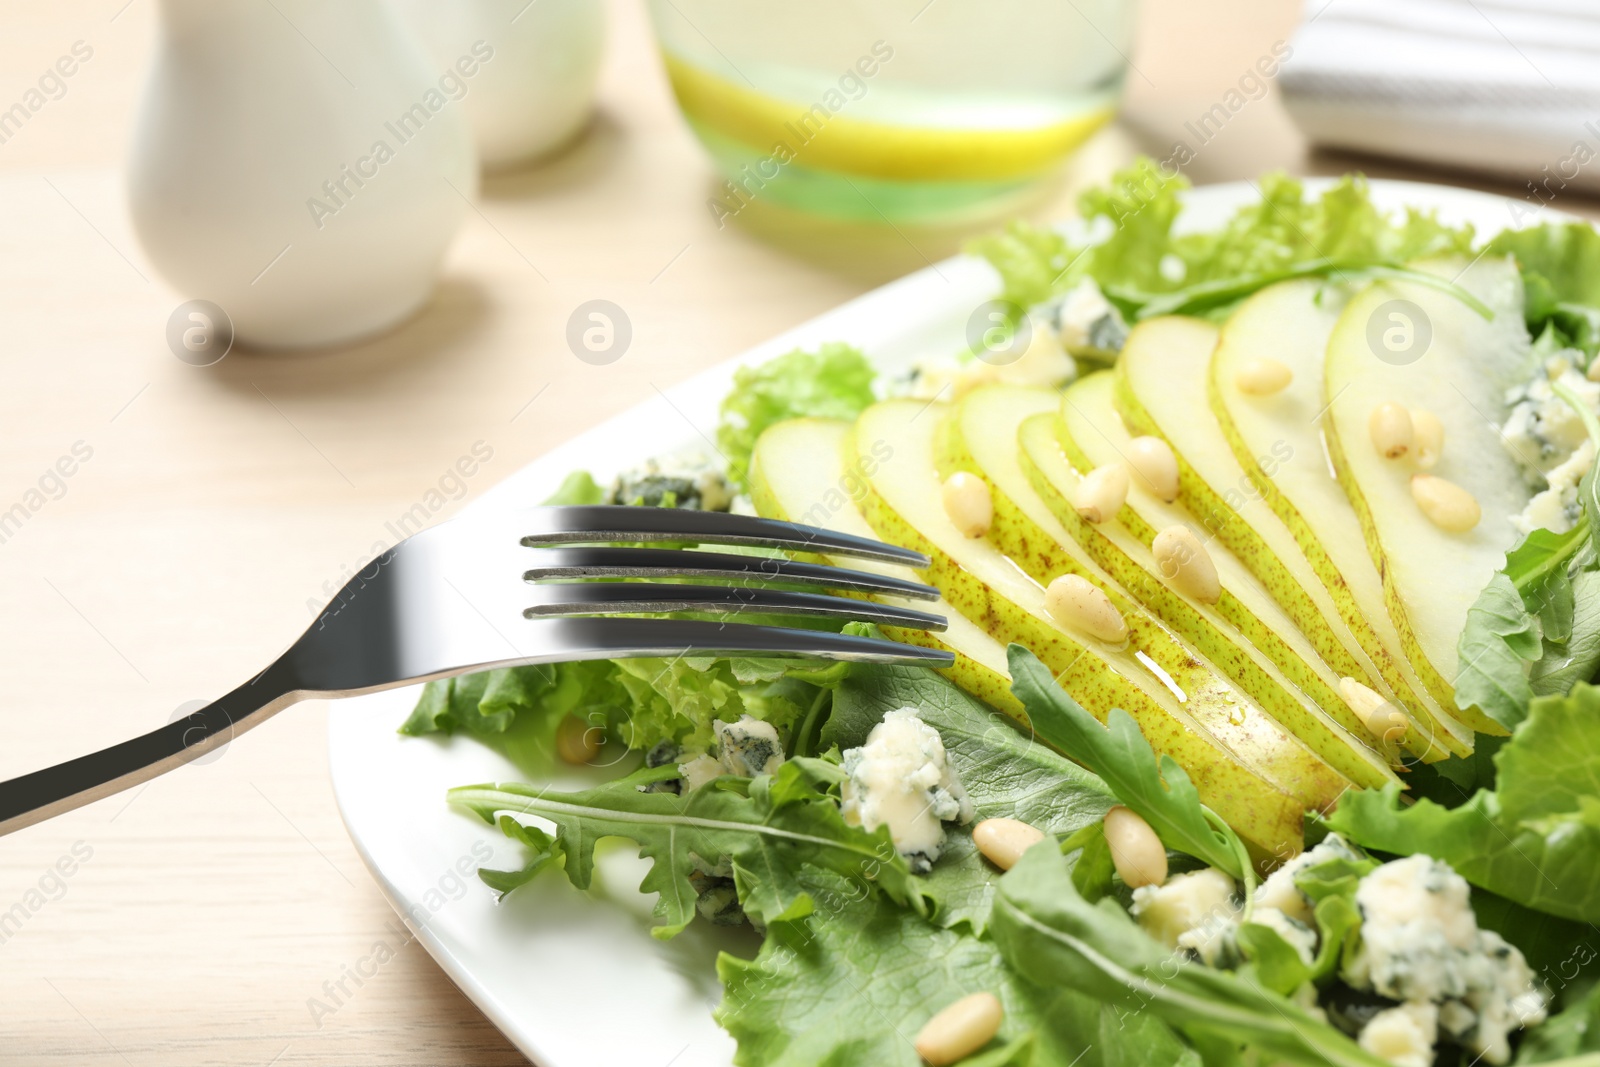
[1280, 0, 1600, 204]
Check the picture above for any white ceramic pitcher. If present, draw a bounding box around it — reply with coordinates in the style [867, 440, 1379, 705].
[127, 0, 477, 349]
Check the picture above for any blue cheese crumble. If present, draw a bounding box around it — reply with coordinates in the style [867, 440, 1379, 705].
[677, 716, 785, 792]
[610, 452, 733, 511]
[1502, 358, 1600, 534]
[840, 708, 973, 873]
[1343, 854, 1547, 1065]
[1131, 867, 1241, 964]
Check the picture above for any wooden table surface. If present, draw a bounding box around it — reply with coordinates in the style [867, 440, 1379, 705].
[0, 1, 1592, 1064]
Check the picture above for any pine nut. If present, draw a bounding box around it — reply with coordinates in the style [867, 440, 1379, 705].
[1234, 358, 1293, 396]
[941, 472, 993, 538]
[1044, 574, 1128, 643]
[915, 993, 1004, 1066]
[1151, 525, 1221, 604]
[1338, 677, 1408, 745]
[1369, 402, 1414, 460]
[1075, 463, 1129, 523]
[1127, 436, 1180, 503]
[973, 817, 1047, 871]
[1411, 474, 1480, 533]
[1409, 408, 1444, 469]
[556, 713, 602, 764]
[1103, 806, 1168, 888]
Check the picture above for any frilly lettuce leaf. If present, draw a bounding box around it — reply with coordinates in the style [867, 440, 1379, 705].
[970, 163, 1476, 323]
[717, 342, 876, 492]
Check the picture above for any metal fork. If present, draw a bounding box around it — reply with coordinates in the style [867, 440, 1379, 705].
[0, 506, 950, 836]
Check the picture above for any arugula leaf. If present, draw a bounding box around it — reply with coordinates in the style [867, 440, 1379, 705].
[991, 845, 1389, 1067]
[826, 658, 1117, 932]
[1006, 645, 1247, 880]
[476, 816, 563, 898]
[450, 759, 931, 938]
[1326, 684, 1600, 924]
[717, 343, 877, 492]
[717, 870, 1197, 1067]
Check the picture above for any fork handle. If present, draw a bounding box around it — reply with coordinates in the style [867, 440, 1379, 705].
[0, 661, 300, 837]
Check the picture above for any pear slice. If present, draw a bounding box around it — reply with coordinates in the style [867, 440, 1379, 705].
[1119, 316, 1473, 760]
[1015, 377, 1400, 787]
[938, 383, 1367, 801]
[747, 416, 1023, 718]
[848, 398, 1305, 858]
[1324, 257, 1535, 728]
[1210, 281, 1498, 744]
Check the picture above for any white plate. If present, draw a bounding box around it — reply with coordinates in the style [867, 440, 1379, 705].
[328, 178, 1532, 1067]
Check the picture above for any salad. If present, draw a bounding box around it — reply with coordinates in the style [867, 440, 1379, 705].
[402, 162, 1600, 1067]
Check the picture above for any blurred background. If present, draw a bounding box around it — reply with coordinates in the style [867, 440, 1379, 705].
[0, 0, 1592, 1063]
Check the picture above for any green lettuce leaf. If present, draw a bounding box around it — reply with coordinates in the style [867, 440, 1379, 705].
[450, 758, 930, 938]
[1006, 645, 1247, 880]
[1489, 222, 1600, 358]
[717, 869, 1197, 1067]
[1517, 981, 1600, 1063]
[825, 658, 1117, 932]
[541, 469, 607, 505]
[991, 845, 1390, 1067]
[971, 164, 1477, 324]
[1326, 684, 1600, 923]
[717, 343, 877, 492]
[403, 654, 823, 758]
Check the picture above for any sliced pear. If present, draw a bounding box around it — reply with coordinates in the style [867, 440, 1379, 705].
[1324, 257, 1534, 730]
[747, 417, 1023, 718]
[938, 383, 1370, 799]
[1016, 378, 1399, 788]
[848, 398, 1305, 858]
[1209, 281, 1497, 745]
[1119, 316, 1472, 759]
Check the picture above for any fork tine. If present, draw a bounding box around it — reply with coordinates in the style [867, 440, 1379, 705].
[523, 617, 955, 666]
[521, 546, 941, 601]
[520, 506, 928, 566]
[523, 583, 948, 631]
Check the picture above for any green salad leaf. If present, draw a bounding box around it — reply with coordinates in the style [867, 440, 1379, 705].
[1457, 379, 1600, 732]
[825, 658, 1117, 932]
[451, 758, 931, 938]
[991, 845, 1389, 1067]
[1326, 683, 1600, 924]
[971, 164, 1477, 324]
[1489, 222, 1600, 358]
[403, 654, 826, 758]
[717, 343, 877, 492]
[718, 870, 1197, 1067]
[541, 469, 608, 505]
[1006, 645, 1247, 880]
